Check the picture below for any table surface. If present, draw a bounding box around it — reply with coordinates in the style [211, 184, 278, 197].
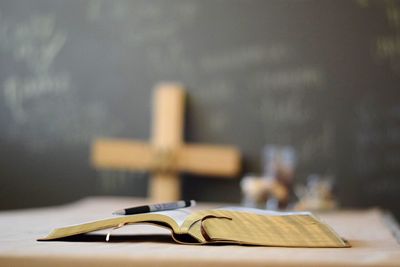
[1, 196, 399, 267]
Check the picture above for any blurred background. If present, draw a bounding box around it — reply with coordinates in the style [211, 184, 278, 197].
[0, 0, 399, 219]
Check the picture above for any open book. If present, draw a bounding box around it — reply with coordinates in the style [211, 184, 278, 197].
[38, 207, 349, 247]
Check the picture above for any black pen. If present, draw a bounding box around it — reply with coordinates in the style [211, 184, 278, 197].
[112, 200, 196, 215]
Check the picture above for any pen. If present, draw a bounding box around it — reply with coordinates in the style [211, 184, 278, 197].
[112, 200, 196, 215]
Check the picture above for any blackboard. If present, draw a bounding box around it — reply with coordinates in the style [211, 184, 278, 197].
[0, 0, 399, 217]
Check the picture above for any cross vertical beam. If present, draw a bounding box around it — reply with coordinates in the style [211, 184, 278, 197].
[150, 83, 185, 201]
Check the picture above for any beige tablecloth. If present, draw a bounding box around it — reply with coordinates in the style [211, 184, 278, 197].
[0, 197, 399, 267]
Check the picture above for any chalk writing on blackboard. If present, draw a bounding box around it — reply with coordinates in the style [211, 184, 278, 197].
[259, 93, 310, 124]
[87, 0, 197, 46]
[353, 93, 400, 181]
[86, 1, 199, 78]
[376, 36, 400, 59]
[87, 0, 197, 23]
[361, 0, 400, 74]
[3, 74, 70, 123]
[251, 67, 324, 91]
[0, 14, 123, 149]
[190, 80, 235, 135]
[0, 15, 66, 73]
[1, 15, 69, 124]
[145, 41, 194, 77]
[200, 45, 290, 73]
[195, 80, 235, 103]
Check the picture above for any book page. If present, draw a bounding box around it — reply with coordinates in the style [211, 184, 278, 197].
[220, 207, 311, 216]
[181, 207, 311, 233]
[199, 210, 349, 247]
[151, 208, 194, 227]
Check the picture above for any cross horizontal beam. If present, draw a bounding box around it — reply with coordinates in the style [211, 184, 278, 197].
[92, 138, 240, 176]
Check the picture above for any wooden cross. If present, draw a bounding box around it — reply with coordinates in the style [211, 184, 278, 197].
[91, 83, 241, 201]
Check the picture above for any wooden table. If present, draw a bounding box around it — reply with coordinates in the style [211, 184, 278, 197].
[1, 197, 399, 267]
